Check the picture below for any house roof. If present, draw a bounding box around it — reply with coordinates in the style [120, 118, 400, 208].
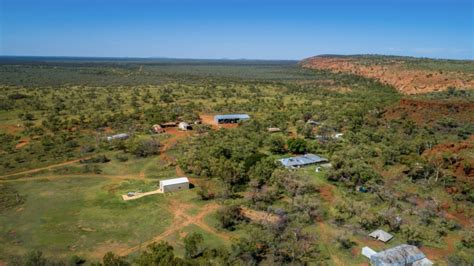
[370, 244, 429, 266]
[369, 229, 394, 242]
[279, 154, 328, 168]
[214, 114, 250, 120]
[160, 177, 189, 186]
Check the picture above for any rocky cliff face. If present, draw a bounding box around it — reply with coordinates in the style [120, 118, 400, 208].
[300, 55, 474, 94]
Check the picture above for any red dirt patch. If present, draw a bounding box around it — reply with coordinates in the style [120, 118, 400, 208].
[241, 207, 281, 225]
[319, 184, 335, 202]
[420, 234, 458, 262]
[422, 135, 474, 182]
[15, 138, 30, 149]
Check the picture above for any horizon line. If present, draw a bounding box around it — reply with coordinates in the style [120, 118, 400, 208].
[0, 54, 472, 62]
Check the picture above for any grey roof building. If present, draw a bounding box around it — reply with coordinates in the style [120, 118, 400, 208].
[214, 114, 250, 124]
[362, 244, 433, 266]
[279, 154, 328, 168]
[369, 229, 394, 243]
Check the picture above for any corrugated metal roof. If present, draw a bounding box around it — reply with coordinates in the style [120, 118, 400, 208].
[370, 244, 428, 266]
[214, 114, 250, 120]
[369, 229, 394, 242]
[279, 154, 328, 168]
[160, 177, 189, 186]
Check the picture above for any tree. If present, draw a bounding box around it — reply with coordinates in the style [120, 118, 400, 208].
[102, 252, 129, 266]
[217, 205, 246, 230]
[25, 251, 47, 266]
[184, 232, 204, 259]
[135, 242, 184, 265]
[287, 138, 307, 154]
[267, 135, 286, 154]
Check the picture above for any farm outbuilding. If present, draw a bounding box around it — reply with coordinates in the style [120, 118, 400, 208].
[106, 133, 129, 141]
[279, 154, 328, 168]
[369, 229, 393, 243]
[178, 122, 192, 131]
[362, 244, 433, 266]
[214, 114, 250, 124]
[159, 177, 190, 193]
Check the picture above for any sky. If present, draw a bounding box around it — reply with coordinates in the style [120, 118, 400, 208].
[0, 0, 473, 60]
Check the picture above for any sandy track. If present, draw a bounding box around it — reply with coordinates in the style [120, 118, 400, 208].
[0, 173, 142, 183]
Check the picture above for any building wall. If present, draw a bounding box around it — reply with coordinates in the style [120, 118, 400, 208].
[161, 182, 189, 192]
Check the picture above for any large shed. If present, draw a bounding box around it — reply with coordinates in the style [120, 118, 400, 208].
[159, 177, 190, 193]
[214, 114, 250, 124]
[279, 154, 328, 168]
[363, 244, 433, 266]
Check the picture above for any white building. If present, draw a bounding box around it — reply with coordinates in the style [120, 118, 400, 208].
[159, 177, 190, 193]
[178, 122, 192, 131]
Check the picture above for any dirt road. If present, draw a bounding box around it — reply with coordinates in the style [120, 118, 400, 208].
[0, 157, 94, 179]
[116, 201, 229, 256]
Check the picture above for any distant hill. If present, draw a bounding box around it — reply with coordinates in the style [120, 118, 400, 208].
[300, 55, 474, 94]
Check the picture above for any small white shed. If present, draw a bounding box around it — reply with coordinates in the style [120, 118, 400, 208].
[178, 122, 192, 131]
[159, 177, 189, 193]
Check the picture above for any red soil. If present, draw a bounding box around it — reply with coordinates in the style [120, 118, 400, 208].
[384, 99, 474, 125]
[319, 184, 335, 202]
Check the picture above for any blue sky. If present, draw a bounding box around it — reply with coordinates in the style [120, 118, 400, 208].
[1, 0, 473, 59]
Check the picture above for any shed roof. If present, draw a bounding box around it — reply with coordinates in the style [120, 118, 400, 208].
[370, 244, 429, 266]
[279, 154, 328, 168]
[369, 229, 394, 242]
[160, 177, 189, 186]
[214, 114, 250, 120]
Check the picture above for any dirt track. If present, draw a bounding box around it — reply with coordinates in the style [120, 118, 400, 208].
[0, 157, 93, 179]
[117, 201, 229, 256]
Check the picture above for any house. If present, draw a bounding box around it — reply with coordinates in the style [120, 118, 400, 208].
[152, 124, 164, 134]
[159, 177, 190, 193]
[362, 244, 433, 266]
[106, 133, 129, 141]
[278, 154, 328, 168]
[369, 229, 393, 243]
[178, 122, 192, 131]
[267, 127, 281, 133]
[214, 114, 250, 124]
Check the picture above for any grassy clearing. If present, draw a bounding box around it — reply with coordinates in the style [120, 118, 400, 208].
[0, 177, 174, 261]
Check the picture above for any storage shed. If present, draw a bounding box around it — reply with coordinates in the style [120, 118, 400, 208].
[159, 177, 190, 193]
[106, 133, 129, 141]
[279, 154, 328, 168]
[214, 114, 250, 124]
[369, 229, 393, 243]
